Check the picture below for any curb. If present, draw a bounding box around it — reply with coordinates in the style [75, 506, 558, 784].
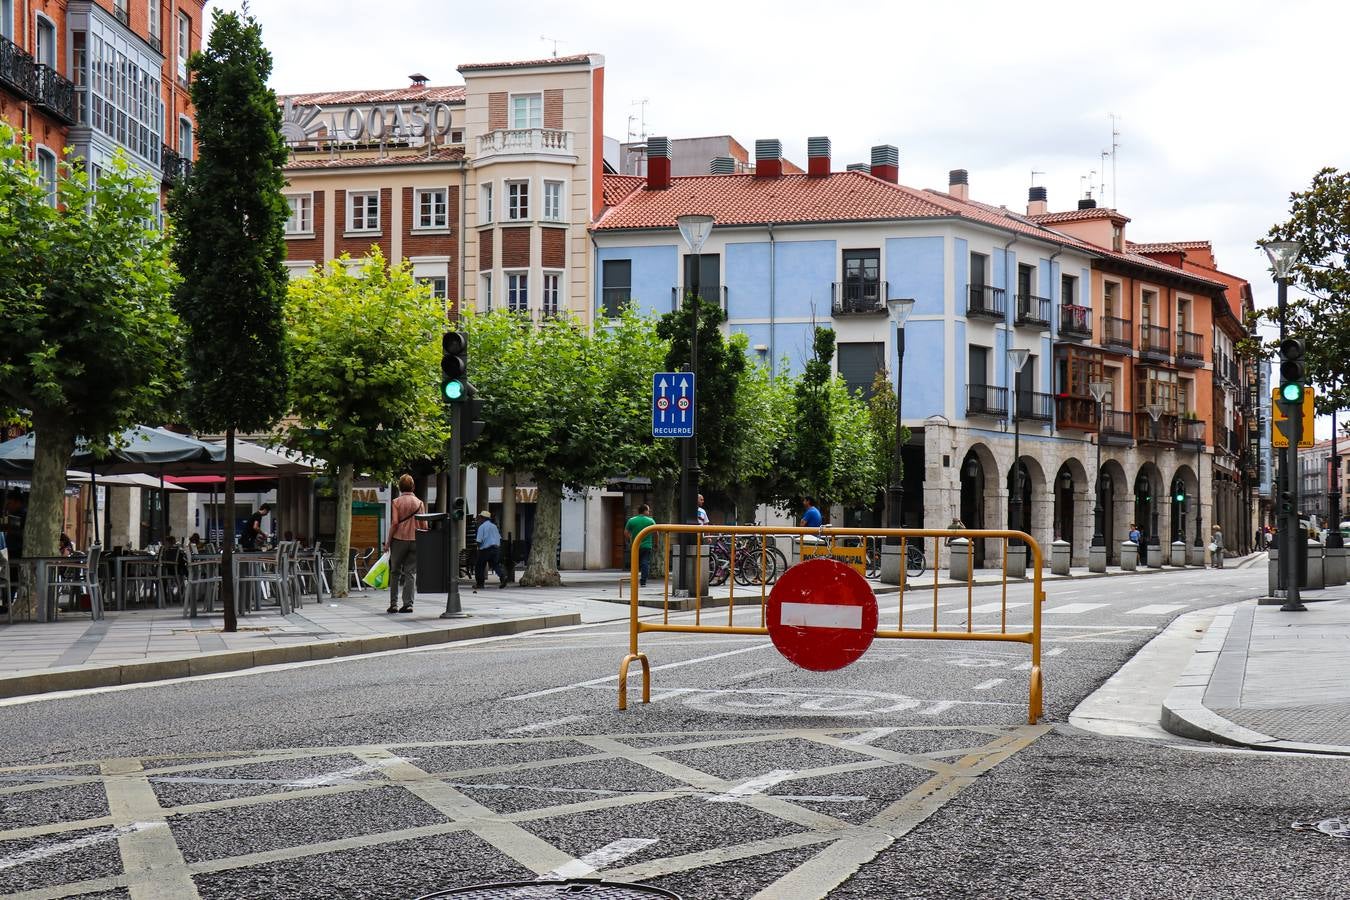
[0, 613, 580, 700]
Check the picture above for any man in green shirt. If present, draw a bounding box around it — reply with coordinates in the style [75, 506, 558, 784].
[625, 503, 656, 587]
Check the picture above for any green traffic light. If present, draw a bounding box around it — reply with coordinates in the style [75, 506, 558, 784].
[1174, 493, 1185, 503]
[444, 379, 465, 401]
[1280, 382, 1303, 404]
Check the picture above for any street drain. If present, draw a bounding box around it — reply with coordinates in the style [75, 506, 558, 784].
[1292, 816, 1350, 838]
[416, 878, 681, 898]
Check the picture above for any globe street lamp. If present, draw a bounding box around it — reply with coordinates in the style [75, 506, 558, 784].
[1089, 379, 1111, 548]
[675, 214, 714, 594]
[1007, 348, 1030, 557]
[1145, 403, 1163, 565]
[885, 297, 916, 539]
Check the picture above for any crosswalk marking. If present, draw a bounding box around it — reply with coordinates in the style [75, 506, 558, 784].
[1126, 603, 1189, 616]
[1042, 603, 1108, 615]
[966, 601, 1029, 614]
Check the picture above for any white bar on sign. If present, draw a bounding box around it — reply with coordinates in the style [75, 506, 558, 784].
[779, 602, 862, 630]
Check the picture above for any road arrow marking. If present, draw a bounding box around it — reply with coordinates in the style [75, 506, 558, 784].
[709, 769, 796, 802]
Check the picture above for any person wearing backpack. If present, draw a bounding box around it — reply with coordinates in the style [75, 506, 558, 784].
[384, 474, 426, 613]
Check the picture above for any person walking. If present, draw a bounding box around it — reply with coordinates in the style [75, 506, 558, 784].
[1128, 522, 1141, 545]
[1210, 524, 1225, 569]
[241, 503, 270, 551]
[625, 503, 656, 588]
[696, 494, 710, 526]
[474, 510, 507, 590]
[384, 475, 426, 613]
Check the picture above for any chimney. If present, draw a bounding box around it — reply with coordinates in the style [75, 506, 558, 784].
[646, 136, 671, 190]
[408, 73, 429, 88]
[709, 156, 735, 175]
[870, 144, 899, 183]
[807, 136, 831, 177]
[846, 163, 871, 174]
[949, 169, 969, 202]
[754, 139, 783, 178]
[1078, 197, 1097, 210]
[1027, 186, 1048, 216]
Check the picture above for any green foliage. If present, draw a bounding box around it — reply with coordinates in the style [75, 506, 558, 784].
[283, 249, 450, 476]
[788, 327, 837, 504]
[170, 7, 290, 434]
[726, 335, 794, 494]
[1265, 167, 1350, 414]
[866, 369, 906, 490]
[828, 377, 882, 509]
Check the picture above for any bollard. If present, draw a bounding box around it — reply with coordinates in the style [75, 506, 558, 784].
[1170, 540, 1187, 567]
[1325, 544, 1347, 587]
[1051, 539, 1071, 576]
[1188, 541, 1205, 567]
[948, 537, 971, 582]
[1306, 539, 1324, 591]
[1268, 545, 1280, 594]
[671, 542, 711, 596]
[1005, 542, 1027, 579]
[1146, 541, 1163, 568]
[1088, 541, 1107, 573]
[1121, 540, 1138, 572]
[879, 541, 904, 584]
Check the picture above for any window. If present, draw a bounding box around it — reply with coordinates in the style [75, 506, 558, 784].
[177, 12, 190, 81]
[1015, 354, 1037, 418]
[1017, 263, 1035, 300]
[602, 259, 631, 318]
[348, 191, 379, 232]
[543, 180, 563, 221]
[479, 182, 493, 224]
[542, 271, 561, 316]
[148, 2, 161, 41]
[0, 0, 11, 40]
[416, 188, 447, 229]
[682, 253, 721, 308]
[1061, 274, 1076, 305]
[72, 24, 165, 165]
[418, 276, 447, 300]
[506, 180, 529, 220]
[968, 346, 989, 386]
[840, 249, 881, 309]
[34, 15, 55, 66]
[178, 117, 192, 157]
[284, 194, 312, 235]
[1141, 289, 1156, 329]
[1103, 281, 1118, 318]
[35, 147, 57, 206]
[1111, 224, 1124, 252]
[506, 271, 528, 312]
[480, 273, 492, 310]
[510, 93, 542, 129]
[838, 343, 885, 399]
[970, 252, 988, 286]
[113, 0, 129, 25]
[1177, 297, 1191, 333]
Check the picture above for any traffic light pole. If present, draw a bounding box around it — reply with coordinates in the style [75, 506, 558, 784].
[441, 410, 466, 618]
[1282, 398, 1305, 611]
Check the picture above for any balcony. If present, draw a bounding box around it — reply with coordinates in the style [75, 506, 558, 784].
[0, 36, 38, 101]
[671, 285, 728, 313]
[476, 128, 575, 163]
[33, 64, 76, 125]
[160, 145, 193, 184]
[1058, 304, 1092, 340]
[1101, 410, 1134, 445]
[966, 384, 1008, 418]
[113, 3, 130, 27]
[1015, 295, 1052, 329]
[1178, 418, 1206, 449]
[967, 285, 1006, 320]
[1101, 316, 1133, 352]
[601, 288, 630, 319]
[1055, 395, 1099, 431]
[1136, 411, 1179, 446]
[1014, 390, 1055, 422]
[1177, 331, 1204, 367]
[831, 280, 887, 315]
[1139, 324, 1173, 364]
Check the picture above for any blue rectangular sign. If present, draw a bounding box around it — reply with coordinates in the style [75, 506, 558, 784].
[652, 372, 695, 438]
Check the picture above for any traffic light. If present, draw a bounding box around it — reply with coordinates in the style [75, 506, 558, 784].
[1278, 337, 1305, 404]
[462, 390, 486, 445]
[1174, 487, 1186, 504]
[1280, 491, 1294, 517]
[451, 497, 466, 520]
[441, 331, 468, 402]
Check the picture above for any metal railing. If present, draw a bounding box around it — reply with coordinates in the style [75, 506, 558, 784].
[1101, 409, 1134, 441]
[1058, 304, 1092, 338]
[1139, 324, 1172, 360]
[831, 279, 888, 315]
[617, 523, 1047, 724]
[0, 36, 38, 101]
[1017, 391, 1055, 422]
[967, 284, 1006, 319]
[1102, 316, 1133, 350]
[1015, 295, 1052, 328]
[1178, 418, 1206, 447]
[967, 384, 1008, 417]
[1136, 412, 1179, 444]
[1177, 331, 1204, 365]
[671, 285, 728, 313]
[33, 64, 76, 124]
[160, 145, 193, 184]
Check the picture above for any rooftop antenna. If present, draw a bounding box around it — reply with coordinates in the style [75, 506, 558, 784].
[626, 114, 638, 143]
[1108, 112, 1120, 209]
[1099, 150, 1110, 205]
[631, 98, 649, 141]
[1030, 168, 1044, 187]
[1080, 170, 1097, 200]
[539, 35, 565, 57]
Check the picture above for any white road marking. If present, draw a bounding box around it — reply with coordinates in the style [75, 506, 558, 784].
[963, 601, 1030, 614]
[1045, 647, 1065, 657]
[0, 822, 164, 871]
[918, 700, 958, 716]
[972, 678, 1005, 691]
[505, 643, 772, 701]
[842, 727, 899, 746]
[506, 715, 590, 734]
[777, 793, 870, 803]
[1043, 603, 1108, 615]
[709, 769, 796, 802]
[288, 756, 410, 788]
[1126, 603, 1189, 615]
[779, 602, 862, 629]
[542, 837, 659, 880]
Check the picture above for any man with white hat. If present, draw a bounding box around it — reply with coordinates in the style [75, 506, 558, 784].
[474, 509, 507, 590]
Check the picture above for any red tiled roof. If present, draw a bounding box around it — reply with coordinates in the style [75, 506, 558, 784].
[921, 190, 1101, 253]
[285, 148, 465, 171]
[1127, 240, 1213, 253]
[1025, 207, 1130, 224]
[280, 86, 465, 106]
[458, 53, 595, 72]
[601, 174, 645, 207]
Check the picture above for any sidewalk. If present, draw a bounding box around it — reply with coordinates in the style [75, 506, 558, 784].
[1162, 586, 1350, 755]
[0, 571, 636, 700]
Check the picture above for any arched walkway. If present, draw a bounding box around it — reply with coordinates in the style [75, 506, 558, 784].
[1170, 463, 1200, 547]
[959, 444, 998, 568]
[1053, 458, 1091, 564]
[1100, 458, 1129, 564]
[1007, 454, 1048, 565]
[1134, 462, 1164, 551]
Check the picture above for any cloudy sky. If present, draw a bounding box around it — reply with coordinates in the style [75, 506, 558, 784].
[218, 0, 1346, 434]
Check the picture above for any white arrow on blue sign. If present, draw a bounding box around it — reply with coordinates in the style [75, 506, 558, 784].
[652, 372, 695, 438]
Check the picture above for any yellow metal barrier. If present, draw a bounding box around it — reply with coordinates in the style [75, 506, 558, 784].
[618, 524, 1046, 723]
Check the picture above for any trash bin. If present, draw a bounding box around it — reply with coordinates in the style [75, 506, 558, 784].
[415, 513, 449, 594]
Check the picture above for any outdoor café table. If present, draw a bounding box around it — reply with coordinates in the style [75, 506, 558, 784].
[10, 557, 71, 622]
[112, 553, 159, 611]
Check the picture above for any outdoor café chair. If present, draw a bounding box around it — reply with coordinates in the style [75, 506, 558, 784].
[236, 543, 291, 616]
[45, 544, 104, 621]
[122, 547, 170, 609]
[182, 545, 221, 618]
[352, 547, 375, 590]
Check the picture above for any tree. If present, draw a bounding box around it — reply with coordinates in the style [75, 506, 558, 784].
[829, 377, 884, 511]
[283, 250, 449, 596]
[787, 327, 838, 510]
[726, 339, 795, 520]
[866, 370, 911, 523]
[1265, 167, 1350, 416]
[0, 129, 181, 558]
[171, 8, 290, 630]
[462, 308, 667, 585]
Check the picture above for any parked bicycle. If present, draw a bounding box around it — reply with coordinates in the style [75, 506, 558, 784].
[707, 533, 787, 587]
[861, 536, 925, 579]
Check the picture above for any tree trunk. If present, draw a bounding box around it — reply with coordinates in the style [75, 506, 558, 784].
[222, 429, 237, 633]
[520, 477, 563, 587]
[650, 476, 678, 579]
[331, 462, 354, 598]
[23, 416, 75, 559]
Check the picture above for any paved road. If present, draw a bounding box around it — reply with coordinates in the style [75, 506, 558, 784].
[1, 564, 1346, 899]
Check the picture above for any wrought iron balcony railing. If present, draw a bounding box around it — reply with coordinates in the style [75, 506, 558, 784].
[1058, 304, 1092, 339]
[672, 285, 728, 313]
[1102, 316, 1133, 351]
[0, 36, 38, 101]
[831, 279, 887, 315]
[1178, 418, 1206, 447]
[1177, 331, 1204, 366]
[1101, 410, 1134, 442]
[1015, 295, 1052, 328]
[967, 285, 1006, 320]
[966, 384, 1008, 418]
[1139, 325, 1172, 362]
[1136, 411, 1179, 445]
[33, 64, 76, 124]
[1014, 390, 1055, 422]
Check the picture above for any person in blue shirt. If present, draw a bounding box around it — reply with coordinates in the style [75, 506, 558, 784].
[474, 510, 507, 590]
[800, 496, 822, 529]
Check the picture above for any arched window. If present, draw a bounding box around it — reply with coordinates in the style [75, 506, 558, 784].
[35, 15, 56, 67]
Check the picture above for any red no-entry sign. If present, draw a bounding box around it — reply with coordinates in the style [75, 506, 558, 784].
[767, 557, 878, 671]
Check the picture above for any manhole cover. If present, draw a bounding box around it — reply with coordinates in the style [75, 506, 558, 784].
[416, 878, 681, 899]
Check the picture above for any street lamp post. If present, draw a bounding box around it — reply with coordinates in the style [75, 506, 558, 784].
[1007, 348, 1030, 565]
[885, 298, 916, 540]
[1145, 403, 1163, 566]
[675, 215, 714, 594]
[1259, 239, 1304, 611]
[1089, 380, 1111, 548]
[1329, 409, 1343, 551]
[1194, 438, 1204, 562]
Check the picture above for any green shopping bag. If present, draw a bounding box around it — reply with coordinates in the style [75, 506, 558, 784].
[363, 551, 391, 589]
